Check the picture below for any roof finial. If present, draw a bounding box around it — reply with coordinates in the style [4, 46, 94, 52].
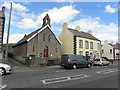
[42, 14, 51, 27]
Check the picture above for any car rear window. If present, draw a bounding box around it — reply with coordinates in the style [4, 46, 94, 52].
[61, 55, 69, 61]
[94, 59, 100, 61]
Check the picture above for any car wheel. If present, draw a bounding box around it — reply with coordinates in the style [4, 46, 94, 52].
[107, 63, 110, 66]
[87, 64, 91, 68]
[101, 63, 104, 66]
[64, 66, 67, 69]
[1, 68, 6, 75]
[73, 64, 77, 69]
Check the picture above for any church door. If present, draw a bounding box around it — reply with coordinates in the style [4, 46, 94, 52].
[44, 46, 48, 57]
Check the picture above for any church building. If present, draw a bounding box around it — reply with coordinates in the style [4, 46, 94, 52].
[13, 14, 62, 65]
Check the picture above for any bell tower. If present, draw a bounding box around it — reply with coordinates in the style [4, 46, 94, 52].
[42, 14, 51, 27]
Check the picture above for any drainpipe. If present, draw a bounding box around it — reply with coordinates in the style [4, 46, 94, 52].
[113, 48, 115, 61]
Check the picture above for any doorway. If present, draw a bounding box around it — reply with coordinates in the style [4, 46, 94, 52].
[44, 46, 48, 57]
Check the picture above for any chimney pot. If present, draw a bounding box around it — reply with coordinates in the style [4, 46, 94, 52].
[87, 30, 92, 35]
[105, 40, 108, 43]
[75, 26, 80, 31]
[62, 22, 68, 30]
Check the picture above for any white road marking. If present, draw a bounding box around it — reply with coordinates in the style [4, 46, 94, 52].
[41, 74, 89, 85]
[0, 84, 7, 90]
[70, 74, 90, 80]
[96, 69, 118, 74]
[96, 70, 107, 74]
[55, 70, 66, 72]
[55, 69, 77, 73]
[96, 66, 99, 68]
[103, 69, 118, 74]
[41, 77, 70, 84]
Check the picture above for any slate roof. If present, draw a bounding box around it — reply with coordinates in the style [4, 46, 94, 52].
[108, 43, 120, 50]
[114, 43, 120, 50]
[108, 43, 114, 47]
[13, 28, 41, 47]
[68, 28, 100, 41]
[13, 25, 62, 47]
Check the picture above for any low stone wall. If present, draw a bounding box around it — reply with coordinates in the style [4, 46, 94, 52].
[14, 55, 22, 62]
[12, 55, 61, 67]
[34, 57, 47, 65]
[34, 57, 61, 66]
[13, 55, 29, 65]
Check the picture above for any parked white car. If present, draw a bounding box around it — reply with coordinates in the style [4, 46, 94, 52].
[94, 58, 110, 66]
[0, 63, 11, 75]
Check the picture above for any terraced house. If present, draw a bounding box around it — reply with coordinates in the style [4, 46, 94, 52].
[13, 14, 61, 65]
[59, 22, 101, 59]
[102, 40, 120, 60]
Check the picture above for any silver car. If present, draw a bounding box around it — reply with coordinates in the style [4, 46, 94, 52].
[94, 58, 110, 66]
[0, 63, 11, 75]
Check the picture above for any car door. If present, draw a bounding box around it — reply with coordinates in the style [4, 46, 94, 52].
[71, 55, 78, 65]
[79, 56, 87, 67]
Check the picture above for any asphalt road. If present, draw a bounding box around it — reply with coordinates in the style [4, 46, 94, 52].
[1, 61, 120, 89]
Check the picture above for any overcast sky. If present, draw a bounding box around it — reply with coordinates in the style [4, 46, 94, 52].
[0, 0, 119, 44]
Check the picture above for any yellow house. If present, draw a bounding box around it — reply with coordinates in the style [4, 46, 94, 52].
[58, 22, 101, 59]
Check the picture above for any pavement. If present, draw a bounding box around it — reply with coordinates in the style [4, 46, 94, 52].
[6, 58, 28, 68]
[1, 61, 119, 89]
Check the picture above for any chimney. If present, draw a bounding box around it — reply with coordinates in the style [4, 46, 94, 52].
[75, 26, 80, 31]
[62, 22, 68, 30]
[2, 6, 5, 15]
[87, 30, 92, 35]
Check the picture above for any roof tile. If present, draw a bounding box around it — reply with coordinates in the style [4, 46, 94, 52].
[68, 28, 100, 41]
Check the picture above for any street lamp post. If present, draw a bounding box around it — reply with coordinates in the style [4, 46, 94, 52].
[5, 3, 12, 63]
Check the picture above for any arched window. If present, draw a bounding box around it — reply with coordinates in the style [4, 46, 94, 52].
[43, 33, 45, 41]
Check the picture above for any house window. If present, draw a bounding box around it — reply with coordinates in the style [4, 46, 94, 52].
[48, 34, 50, 42]
[97, 43, 100, 50]
[79, 40, 83, 48]
[56, 48, 57, 53]
[79, 51, 83, 55]
[43, 33, 45, 41]
[0, 38, 2, 42]
[86, 51, 89, 57]
[110, 49, 112, 54]
[0, 21, 3, 26]
[33, 46, 34, 52]
[90, 42, 93, 49]
[102, 50, 104, 54]
[85, 41, 89, 49]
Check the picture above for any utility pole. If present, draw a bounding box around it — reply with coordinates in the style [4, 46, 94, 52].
[5, 3, 12, 63]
